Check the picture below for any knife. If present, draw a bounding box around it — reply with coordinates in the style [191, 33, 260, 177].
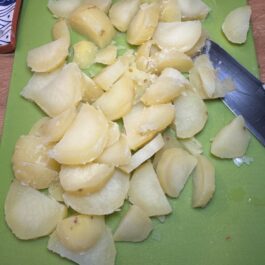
[202, 40, 265, 147]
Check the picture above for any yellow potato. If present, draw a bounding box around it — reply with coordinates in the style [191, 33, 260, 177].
[48, 0, 81, 18]
[52, 19, 70, 46]
[95, 44, 117, 65]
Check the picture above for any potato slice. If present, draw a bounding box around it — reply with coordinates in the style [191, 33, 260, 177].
[105, 121, 121, 148]
[109, 0, 140, 32]
[160, 0, 181, 22]
[211, 115, 251, 158]
[222, 6, 251, 44]
[127, 2, 160, 45]
[153, 21, 202, 52]
[50, 104, 109, 165]
[156, 148, 197, 197]
[69, 5, 115, 48]
[192, 155, 215, 208]
[180, 137, 203, 155]
[97, 135, 131, 167]
[48, 0, 82, 18]
[177, 0, 210, 20]
[114, 205, 153, 242]
[73, 40, 98, 69]
[27, 38, 69, 73]
[5, 180, 67, 240]
[93, 75, 135, 121]
[63, 170, 129, 215]
[48, 181, 64, 202]
[174, 94, 208, 138]
[59, 163, 114, 194]
[48, 228, 116, 265]
[52, 19, 70, 45]
[83, 0, 112, 13]
[128, 161, 172, 216]
[95, 45, 117, 65]
[56, 215, 105, 252]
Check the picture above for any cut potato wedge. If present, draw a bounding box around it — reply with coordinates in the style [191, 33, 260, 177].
[114, 205, 153, 242]
[27, 38, 69, 73]
[95, 45, 117, 65]
[50, 104, 109, 165]
[5, 180, 67, 240]
[156, 148, 197, 197]
[211, 115, 251, 158]
[63, 170, 129, 215]
[83, 0, 112, 13]
[192, 155, 215, 208]
[174, 94, 208, 138]
[56, 215, 105, 252]
[52, 19, 70, 45]
[48, 0, 82, 18]
[222, 6, 251, 44]
[128, 161, 172, 216]
[48, 228, 116, 265]
[160, 0, 181, 22]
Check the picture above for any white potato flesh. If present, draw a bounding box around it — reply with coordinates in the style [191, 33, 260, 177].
[177, 0, 210, 20]
[52, 19, 70, 46]
[141, 68, 188, 105]
[174, 94, 208, 138]
[153, 21, 202, 52]
[69, 5, 115, 48]
[222, 6, 251, 44]
[63, 170, 129, 215]
[105, 121, 121, 148]
[83, 0, 112, 13]
[95, 45, 117, 65]
[50, 104, 109, 165]
[56, 215, 105, 252]
[180, 137, 203, 155]
[109, 0, 140, 32]
[192, 155, 215, 208]
[97, 135, 131, 167]
[48, 0, 82, 18]
[27, 38, 69, 73]
[160, 0, 181, 22]
[128, 161, 172, 216]
[156, 148, 197, 198]
[120, 133, 164, 174]
[48, 228, 116, 265]
[5, 180, 67, 240]
[114, 205, 153, 242]
[211, 115, 251, 158]
[127, 3, 160, 45]
[59, 163, 114, 194]
[93, 75, 135, 121]
[48, 181, 64, 202]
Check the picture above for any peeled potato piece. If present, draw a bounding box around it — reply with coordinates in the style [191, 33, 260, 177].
[105, 121, 121, 148]
[114, 205, 153, 242]
[177, 0, 210, 20]
[93, 75, 135, 121]
[52, 19, 70, 46]
[192, 155, 215, 208]
[174, 94, 208, 138]
[222, 6, 251, 44]
[56, 215, 105, 252]
[69, 5, 115, 48]
[48, 228, 116, 265]
[48, 0, 82, 18]
[5, 180, 67, 240]
[49, 181, 64, 202]
[153, 21, 202, 52]
[63, 170, 129, 215]
[83, 0, 112, 13]
[127, 2, 160, 45]
[128, 161, 172, 216]
[95, 45, 117, 65]
[156, 148, 197, 197]
[211, 115, 251, 159]
[160, 0, 181, 22]
[27, 38, 69, 73]
[50, 104, 109, 165]
[109, 0, 140, 32]
[59, 163, 114, 194]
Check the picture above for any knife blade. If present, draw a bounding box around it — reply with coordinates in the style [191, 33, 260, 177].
[202, 40, 265, 147]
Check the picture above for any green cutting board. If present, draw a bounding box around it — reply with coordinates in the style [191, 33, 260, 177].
[1, 1, 265, 265]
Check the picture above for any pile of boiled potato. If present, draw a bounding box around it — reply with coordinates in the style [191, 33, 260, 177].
[4, 0, 252, 264]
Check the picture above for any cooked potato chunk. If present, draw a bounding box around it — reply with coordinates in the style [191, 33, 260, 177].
[95, 45, 117, 65]
[222, 6, 251, 44]
[114, 205, 153, 242]
[56, 215, 105, 252]
[109, 0, 140, 32]
[160, 0, 181, 22]
[63, 170, 129, 215]
[128, 161, 172, 216]
[156, 148, 197, 197]
[174, 94, 208, 138]
[48, 0, 81, 18]
[69, 5, 115, 48]
[211, 115, 251, 158]
[83, 0, 112, 13]
[5, 180, 67, 240]
[52, 19, 70, 45]
[50, 104, 109, 165]
[127, 2, 160, 45]
[192, 155, 215, 208]
[27, 38, 69, 73]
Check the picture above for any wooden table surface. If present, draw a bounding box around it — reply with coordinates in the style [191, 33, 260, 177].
[0, 0, 265, 136]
